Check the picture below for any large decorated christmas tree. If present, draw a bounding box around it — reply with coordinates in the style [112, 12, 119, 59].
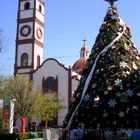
[63, 0, 140, 130]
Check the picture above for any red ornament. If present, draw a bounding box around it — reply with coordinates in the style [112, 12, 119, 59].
[124, 26, 131, 37]
[108, 10, 113, 16]
[76, 95, 80, 101]
[111, 45, 117, 49]
[103, 21, 110, 28]
[121, 71, 126, 80]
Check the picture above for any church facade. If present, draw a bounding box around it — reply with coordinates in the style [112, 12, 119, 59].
[14, 0, 89, 127]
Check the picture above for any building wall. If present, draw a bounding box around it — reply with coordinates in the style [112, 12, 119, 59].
[72, 77, 80, 95]
[33, 58, 71, 126]
[20, 0, 34, 19]
[18, 22, 33, 40]
[36, 1, 44, 22]
[34, 44, 43, 69]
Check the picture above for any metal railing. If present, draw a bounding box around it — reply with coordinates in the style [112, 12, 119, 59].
[43, 128, 132, 140]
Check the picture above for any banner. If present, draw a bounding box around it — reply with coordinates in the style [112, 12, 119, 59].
[0, 99, 14, 133]
[3, 99, 10, 109]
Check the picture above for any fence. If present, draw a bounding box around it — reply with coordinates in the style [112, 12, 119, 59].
[43, 128, 132, 140]
[43, 128, 103, 140]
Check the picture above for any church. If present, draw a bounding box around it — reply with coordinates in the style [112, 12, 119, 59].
[14, 0, 90, 126]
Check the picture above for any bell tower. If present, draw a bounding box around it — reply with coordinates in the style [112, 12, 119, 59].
[14, 0, 45, 75]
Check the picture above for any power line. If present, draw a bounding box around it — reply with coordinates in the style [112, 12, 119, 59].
[0, 55, 79, 60]
[45, 55, 79, 59]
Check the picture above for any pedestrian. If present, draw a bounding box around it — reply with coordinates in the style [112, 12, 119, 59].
[70, 126, 78, 140]
[77, 125, 84, 140]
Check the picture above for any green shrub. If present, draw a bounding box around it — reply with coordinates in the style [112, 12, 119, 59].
[28, 131, 43, 138]
[0, 133, 17, 140]
[29, 132, 38, 138]
[15, 132, 29, 140]
[0, 131, 43, 140]
[0, 132, 30, 140]
[37, 131, 43, 138]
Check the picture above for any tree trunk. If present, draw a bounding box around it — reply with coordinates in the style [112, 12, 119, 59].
[21, 115, 26, 133]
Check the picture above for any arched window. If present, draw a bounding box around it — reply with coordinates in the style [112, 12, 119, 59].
[24, 2, 30, 10]
[42, 77, 58, 93]
[21, 53, 28, 67]
[46, 77, 55, 93]
[39, 5, 42, 13]
[37, 55, 40, 67]
[83, 52, 85, 57]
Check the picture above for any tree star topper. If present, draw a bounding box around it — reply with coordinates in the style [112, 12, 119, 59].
[104, 0, 119, 7]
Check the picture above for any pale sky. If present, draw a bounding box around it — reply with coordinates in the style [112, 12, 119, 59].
[0, 0, 140, 76]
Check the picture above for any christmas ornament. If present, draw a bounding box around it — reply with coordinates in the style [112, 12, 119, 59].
[132, 61, 138, 70]
[111, 45, 117, 49]
[108, 9, 113, 16]
[120, 92, 128, 102]
[126, 71, 130, 75]
[108, 99, 117, 107]
[120, 61, 128, 69]
[94, 95, 100, 102]
[116, 92, 121, 97]
[126, 89, 133, 97]
[104, 90, 108, 95]
[136, 56, 139, 60]
[76, 95, 80, 101]
[121, 71, 126, 80]
[78, 122, 85, 128]
[107, 85, 113, 90]
[124, 43, 130, 51]
[114, 78, 122, 86]
[84, 94, 90, 102]
[118, 111, 125, 117]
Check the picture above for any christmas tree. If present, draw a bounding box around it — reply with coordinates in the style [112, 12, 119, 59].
[63, 0, 140, 130]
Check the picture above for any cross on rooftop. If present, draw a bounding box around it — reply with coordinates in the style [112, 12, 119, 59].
[82, 38, 87, 46]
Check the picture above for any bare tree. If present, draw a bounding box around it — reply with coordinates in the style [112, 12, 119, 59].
[0, 30, 5, 53]
[0, 29, 11, 75]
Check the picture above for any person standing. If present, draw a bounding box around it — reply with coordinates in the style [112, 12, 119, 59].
[77, 126, 84, 140]
[70, 126, 78, 140]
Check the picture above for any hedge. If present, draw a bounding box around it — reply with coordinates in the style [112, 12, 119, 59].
[0, 131, 43, 140]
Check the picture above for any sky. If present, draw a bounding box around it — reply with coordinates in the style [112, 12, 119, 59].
[0, 0, 140, 76]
